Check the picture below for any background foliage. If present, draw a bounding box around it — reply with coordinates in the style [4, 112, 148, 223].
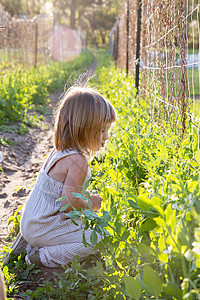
[0, 0, 122, 47]
[0, 51, 93, 127]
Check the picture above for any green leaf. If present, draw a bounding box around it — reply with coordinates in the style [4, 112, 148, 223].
[169, 209, 176, 233]
[143, 266, 163, 298]
[71, 219, 79, 226]
[194, 253, 200, 268]
[150, 196, 162, 209]
[85, 181, 90, 189]
[165, 203, 172, 224]
[195, 150, 200, 164]
[124, 276, 142, 300]
[143, 211, 159, 218]
[90, 231, 98, 245]
[138, 243, 155, 257]
[137, 195, 150, 211]
[164, 282, 182, 299]
[82, 209, 98, 219]
[128, 199, 139, 210]
[157, 145, 168, 161]
[60, 204, 70, 212]
[139, 219, 157, 232]
[65, 210, 82, 220]
[194, 228, 200, 242]
[115, 221, 129, 240]
[71, 192, 88, 201]
[85, 190, 90, 199]
[102, 210, 111, 223]
[96, 260, 104, 276]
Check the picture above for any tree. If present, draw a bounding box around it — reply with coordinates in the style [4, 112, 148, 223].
[0, 0, 123, 46]
[85, 0, 122, 45]
[54, 0, 100, 29]
[0, 0, 47, 16]
[53, 0, 122, 45]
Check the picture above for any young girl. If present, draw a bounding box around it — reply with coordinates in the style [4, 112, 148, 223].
[4, 86, 116, 268]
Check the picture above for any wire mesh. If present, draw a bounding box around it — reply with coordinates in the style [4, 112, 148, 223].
[0, 3, 85, 67]
[110, 0, 200, 137]
[0, 3, 54, 67]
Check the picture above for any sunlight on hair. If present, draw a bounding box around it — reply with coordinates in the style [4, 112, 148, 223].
[53, 86, 116, 156]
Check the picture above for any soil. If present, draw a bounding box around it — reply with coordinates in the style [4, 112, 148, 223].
[0, 93, 60, 248]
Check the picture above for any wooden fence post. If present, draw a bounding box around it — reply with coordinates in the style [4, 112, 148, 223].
[113, 18, 120, 67]
[135, 0, 142, 93]
[34, 18, 38, 67]
[126, 0, 130, 75]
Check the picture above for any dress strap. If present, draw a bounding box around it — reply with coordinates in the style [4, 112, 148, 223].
[42, 148, 56, 171]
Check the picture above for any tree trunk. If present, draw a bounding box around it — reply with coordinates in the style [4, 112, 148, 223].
[70, 0, 77, 29]
[99, 29, 106, 45]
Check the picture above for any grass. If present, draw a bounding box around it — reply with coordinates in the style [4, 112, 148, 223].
[0, 49, 56, 68]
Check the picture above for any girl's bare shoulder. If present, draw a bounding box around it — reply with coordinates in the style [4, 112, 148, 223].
[48, 153, 88, 183]
[66, 153, 88, 169]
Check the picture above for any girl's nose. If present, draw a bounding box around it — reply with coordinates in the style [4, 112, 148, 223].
[103, 132, 109, 140]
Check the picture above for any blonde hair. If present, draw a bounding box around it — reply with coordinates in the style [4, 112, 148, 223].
[54, 86, 116, 156]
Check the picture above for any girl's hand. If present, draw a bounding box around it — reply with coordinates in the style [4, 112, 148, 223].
[89, 194, 102, 211]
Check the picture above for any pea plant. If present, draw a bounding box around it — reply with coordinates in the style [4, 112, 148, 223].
[65, 67, 200, 299]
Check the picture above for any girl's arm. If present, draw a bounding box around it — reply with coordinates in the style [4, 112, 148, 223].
[61, 154, 101, 212]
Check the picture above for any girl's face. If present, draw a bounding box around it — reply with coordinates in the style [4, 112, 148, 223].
[100, 123, 111, 148]
[86, 123, 112, 152]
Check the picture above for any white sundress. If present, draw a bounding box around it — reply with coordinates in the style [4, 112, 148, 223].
[20, 148, 98, 267]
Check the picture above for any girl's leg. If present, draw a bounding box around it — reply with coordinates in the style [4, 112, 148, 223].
[39, 242, 99, 267]
[26, 228, 100, 268]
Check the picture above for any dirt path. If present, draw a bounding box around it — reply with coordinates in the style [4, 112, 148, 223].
[0, 92, 60, 250]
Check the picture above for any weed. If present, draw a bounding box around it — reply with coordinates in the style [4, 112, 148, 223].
[17, 123, 29, 135]
[7, 205, 23, 239]
[20, 258, 104, 299]
[0, 137, 15, 146]
[1, 250, 41, 297]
